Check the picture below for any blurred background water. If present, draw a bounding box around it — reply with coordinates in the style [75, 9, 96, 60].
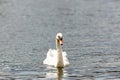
[0, 0, 120, 80]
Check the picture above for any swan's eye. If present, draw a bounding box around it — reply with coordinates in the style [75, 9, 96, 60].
[60, 38, 63, 40]
[58, 36, 63, 40]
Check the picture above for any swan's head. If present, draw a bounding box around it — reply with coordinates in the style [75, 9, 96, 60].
[56, 33, 63, 45]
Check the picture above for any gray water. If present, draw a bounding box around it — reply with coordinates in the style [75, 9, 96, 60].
[0, 0, 120, 80]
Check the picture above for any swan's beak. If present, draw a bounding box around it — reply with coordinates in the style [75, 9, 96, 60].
[59, 40, 63, 45]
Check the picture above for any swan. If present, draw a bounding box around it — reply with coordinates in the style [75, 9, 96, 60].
[43, 33, 70, 68]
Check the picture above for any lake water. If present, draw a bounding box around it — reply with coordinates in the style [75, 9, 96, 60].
[0, 0, 120, 80]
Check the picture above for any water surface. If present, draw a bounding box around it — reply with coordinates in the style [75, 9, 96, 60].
[0, 0, 120, 80]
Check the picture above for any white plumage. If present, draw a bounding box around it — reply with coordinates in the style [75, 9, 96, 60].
[43, 33, 70, 68]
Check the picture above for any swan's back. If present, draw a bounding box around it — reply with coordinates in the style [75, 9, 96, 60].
[43, 49, 57, 66]
[62, 51, 70, 66]
[43, 49, 70, 67]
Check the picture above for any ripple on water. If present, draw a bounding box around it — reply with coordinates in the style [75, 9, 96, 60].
[0, 70, 46, 80]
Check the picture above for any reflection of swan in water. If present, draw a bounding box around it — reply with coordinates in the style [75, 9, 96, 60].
[43, 33, 70, 68]
[45, 68, 65, 80]
[56, 68, 63, 80]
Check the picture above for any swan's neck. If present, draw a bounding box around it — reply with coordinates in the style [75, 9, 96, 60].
[56, 40, 64, 68]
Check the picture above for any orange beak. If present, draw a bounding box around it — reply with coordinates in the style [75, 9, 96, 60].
[59, 40, 63, 45]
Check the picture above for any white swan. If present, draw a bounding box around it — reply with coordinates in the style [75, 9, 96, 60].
[43, 33, 70, 68]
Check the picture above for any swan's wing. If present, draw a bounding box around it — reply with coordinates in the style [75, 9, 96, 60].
[62, 51, 70, 66]
[47, 49, 57, 57]
[43, 49, 70, 67]
[43, 49, 57, 66]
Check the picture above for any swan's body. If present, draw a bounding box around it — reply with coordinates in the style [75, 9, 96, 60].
[43, 33, 70, 68]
